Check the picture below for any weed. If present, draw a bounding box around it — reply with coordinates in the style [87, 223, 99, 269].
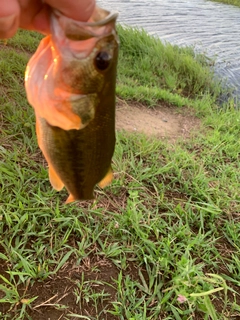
[0, 25, 239, 319]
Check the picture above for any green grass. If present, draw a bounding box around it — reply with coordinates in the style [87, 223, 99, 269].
[117, 25, 225, 107]
[210, 0, 240, 8]
[0, 26, 239, 319]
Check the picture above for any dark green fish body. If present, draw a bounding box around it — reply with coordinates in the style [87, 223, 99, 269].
[25, 7, 119, 202]
[37, 88, 116, 200]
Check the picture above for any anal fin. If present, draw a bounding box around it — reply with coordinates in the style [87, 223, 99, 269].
[49, 164, 64, 191]
[98, 167, 113, 189]
[65, 194, 76, 204]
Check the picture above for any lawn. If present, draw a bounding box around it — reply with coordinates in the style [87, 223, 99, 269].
[210, 0, 240, 8]
[0, 25, 239, 319]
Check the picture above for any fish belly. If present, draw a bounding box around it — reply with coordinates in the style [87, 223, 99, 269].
[37, 112, 115, 201]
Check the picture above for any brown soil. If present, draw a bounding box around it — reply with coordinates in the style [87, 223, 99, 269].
[0, 253, 120, 320]
[116, 99, 201, 141]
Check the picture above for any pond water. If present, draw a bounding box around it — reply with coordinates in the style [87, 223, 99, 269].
[98, 0, 240, 96]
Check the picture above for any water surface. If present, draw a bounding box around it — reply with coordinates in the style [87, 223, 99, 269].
[98, 0, 240, 95]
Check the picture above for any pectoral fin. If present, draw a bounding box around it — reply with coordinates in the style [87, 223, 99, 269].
[71, 93, 98, 129]
[98, 167, 113, 189]
[37, 93, 98, 131]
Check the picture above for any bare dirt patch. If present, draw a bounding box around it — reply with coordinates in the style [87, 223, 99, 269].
[116, 99, 201, 141]
[0, 255, 120, 320]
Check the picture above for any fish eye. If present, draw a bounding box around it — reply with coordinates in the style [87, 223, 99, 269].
[94, 51, 111, 71]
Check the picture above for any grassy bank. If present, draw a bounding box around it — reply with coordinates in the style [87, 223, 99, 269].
[117, 25, 223, 108]
[210, 0, 240, 8]
[0, 26, 239, 320]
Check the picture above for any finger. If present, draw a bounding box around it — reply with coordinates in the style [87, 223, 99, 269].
[0, 0, 20, 38]
[31, 4, 52, 35]
[45, 0, 96, 21]
[22, 0, 96, 35]
[19, 0, 45, 30]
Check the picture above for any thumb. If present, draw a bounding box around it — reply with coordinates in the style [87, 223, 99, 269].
[0, 0, 20, 38]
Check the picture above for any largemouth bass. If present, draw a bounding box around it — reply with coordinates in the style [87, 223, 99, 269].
[25, 6, 119, 203]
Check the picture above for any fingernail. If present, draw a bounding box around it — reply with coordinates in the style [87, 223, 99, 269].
[0, 14, 17, 34]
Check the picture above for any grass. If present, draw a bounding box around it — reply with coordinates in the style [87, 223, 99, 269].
[117, 25, 224, 107]
[0, 26, 239, 319]
[209, 0, 240, 8]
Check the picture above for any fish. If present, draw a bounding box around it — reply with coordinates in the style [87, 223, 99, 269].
[25, 6, 119, 203]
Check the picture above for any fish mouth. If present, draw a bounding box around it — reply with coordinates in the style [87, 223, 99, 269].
[75, 6, 118, 27]
[53, 6, 118, 27]
[51, 6, 119, 41]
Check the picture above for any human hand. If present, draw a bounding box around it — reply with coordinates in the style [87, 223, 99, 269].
[0, 0, 96, 38]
